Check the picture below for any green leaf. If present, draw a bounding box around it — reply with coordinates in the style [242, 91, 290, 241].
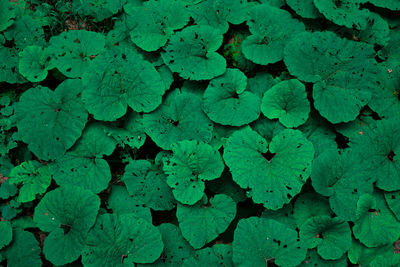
[299, 249, 347, 267]
[126, 0, 190, 51]
[122, 160, 176, 211]
[0, 179, 17, 200]
[33, 186, 100, 265]
[286, 0, 321, 19]
[143, 89, 213, 150]
[313, 0, 370, 30]
[103, 112, 146, 149]
[284, 31, 376, 123]
[233, 217, 307, 267]
[183, 244, 233, 266]
[223, 127, 314, 210]
[242, 4, 305, 65]
[139, 223, 195, 266]
[348, 237, 398, 266]
[4, 15, 45, 50]
[300, 216, 351, 260]
[72, 0, 125, 21]
[202, 68, 261, 126]
[353, 192, 400, 248]
[293, 193, 332, 227]
[51, 123, 116, 193]
[0, 1, 15, 31]
[14, 79, 88, 160]
[207, 170, 247, 203]
[261, 79, 310, 128]
[367, 0, 400, 10]
[18, 45, 52, 82]
[2, 229, 42, 267]
[0, 221, 12, 249]
[163, 140, 224, 205]
[311, 149, 374, 221]
[369, 64, 400, 119]
[161, 25, 226, 80]
[48, 30, 106, 78]
[177, 194, 236, 249]
[82, 47, 165, 121]
[9, 161, 51, 203]
[0, 47, 26, 84]
[351, 118, 400, 191]
[107, 185, 152, 222]
[188, 0, 248, 34]
[298, 114, 337, 157]
[82, 213, 164, 266]
[385, 191, 400, 221]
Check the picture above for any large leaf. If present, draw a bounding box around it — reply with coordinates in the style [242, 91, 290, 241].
[311, 149, 374, 221]
[48, 30, 106, 78]
[126, 0, 190, 51]
[2, 229, 42, 267]
[107, 185, 152, 222]
[261, 79, 310, 128]
[14, 79, 88, 160]
[139, 223, 195, 266]
[161, 25, 226, 80]
[18, 45, 52, 82]
[351, 118, 400, 191]
[51, 123, 116, 193]
[202, 68, 261, 126]
[223, 127, 314, 210]
[163, 140, 224, 205]
[177, 194, 236, 249]
[242, 4, 305, 65]
[33, 186, 100, 265]
[0, 221, 12, 249]
[353, 192, 400, 248]
[313, 0, 370, 30]
[143, 89, 213, 150]
[300, 216, 351, 260]
[0, 1, 15, 31]
[82, 47, 165, 121]
[122, 159, 176, 211]
[233, 217, 307, 267]
[284, 31, 377, 123]
[82, 213, 164, 266]
[9, 160, 51, 203]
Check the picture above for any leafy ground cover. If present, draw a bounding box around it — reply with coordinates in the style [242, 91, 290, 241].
[0, 0, 400, 266]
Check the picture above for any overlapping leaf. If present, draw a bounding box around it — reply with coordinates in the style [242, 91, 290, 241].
[163, 140, 224, 205]
[202, 68, 261, 126]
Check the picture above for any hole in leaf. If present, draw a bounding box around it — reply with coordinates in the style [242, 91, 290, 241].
[61, 224, 72, 234]
[315, 233, 323, 239]
[261, 150, 276, 162]
[168, 119, 180, 127]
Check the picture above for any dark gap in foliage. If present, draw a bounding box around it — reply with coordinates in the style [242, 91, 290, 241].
[216, 199, 264, 243]
[98, 187, 112, 212]
[170, 72, 185, 91]
[3, 38, 15, 49]
[151, 208, 177, 226]
[133, 138, 163, 160]
[40, 70, 65, 90]
[335, 132, 350, 149]
[387, 149, 395, 162]
[360, 1, 400, 19]
[370, 110, 382, 120]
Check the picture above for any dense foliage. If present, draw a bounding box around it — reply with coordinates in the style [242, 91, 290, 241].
[1, 0, 400, 266]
